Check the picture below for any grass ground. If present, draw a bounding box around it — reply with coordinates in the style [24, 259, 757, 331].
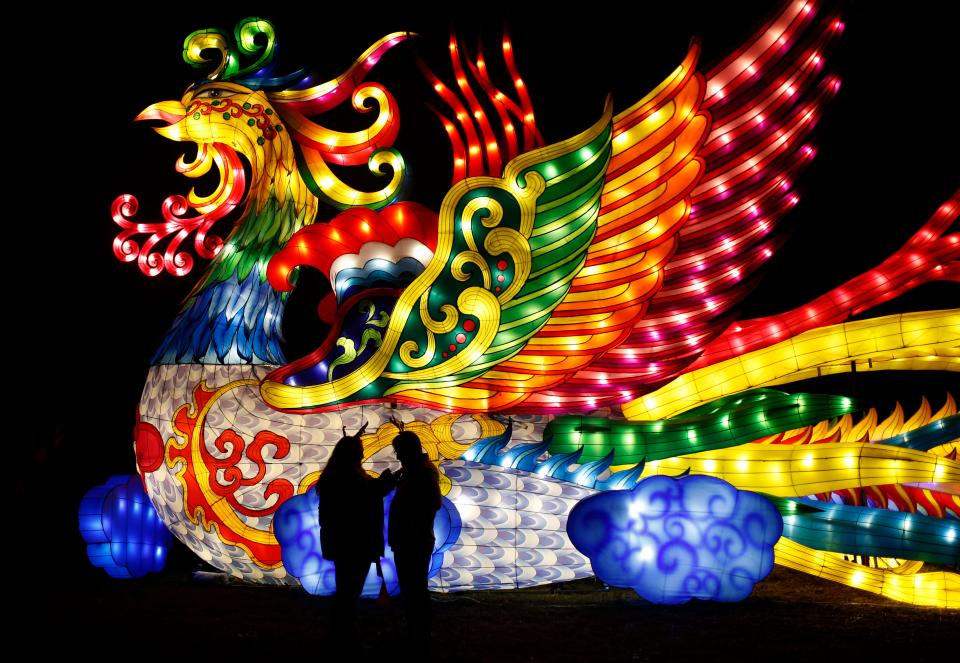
[18, 564, 956, 660]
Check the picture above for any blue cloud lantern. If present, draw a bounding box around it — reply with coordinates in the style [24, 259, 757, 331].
[568, 475, 782, 604]
[78, 475, 171, 578]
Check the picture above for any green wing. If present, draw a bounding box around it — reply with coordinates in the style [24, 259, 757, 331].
[379, 99, 614, 395]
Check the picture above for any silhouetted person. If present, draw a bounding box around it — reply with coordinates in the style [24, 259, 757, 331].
[317, 430, 395, 655]
[389, 429, 442, 652]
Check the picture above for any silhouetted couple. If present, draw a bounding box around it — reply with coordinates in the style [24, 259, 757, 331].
[316, 423, 442, 657]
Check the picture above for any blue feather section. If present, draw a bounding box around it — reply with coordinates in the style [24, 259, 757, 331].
[878, 414, 960, 451]
[237, 68, 310, 90]
[779, 497, 960, 565]
[153, 270, 286, 365]
[594, 462, 648, 490]
[535, 448, 584, 479]
[460, 421, 514, 463]
[501, 441, 552, 472]
[567, 451, 616, 486]
[461, 421, 645, 490]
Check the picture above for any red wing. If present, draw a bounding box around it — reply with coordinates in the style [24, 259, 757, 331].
[531, 0, 845, 412]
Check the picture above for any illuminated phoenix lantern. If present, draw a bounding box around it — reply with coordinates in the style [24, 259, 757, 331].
[113, 3, 959, 606]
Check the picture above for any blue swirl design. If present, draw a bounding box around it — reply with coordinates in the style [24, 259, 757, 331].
[567, 475, 782, 604]
[876, 414, 960, 451]
[78, 475, 172, 578]
[275, 488, 461, 596]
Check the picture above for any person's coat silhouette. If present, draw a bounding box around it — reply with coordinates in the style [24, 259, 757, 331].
[316, 428, 395, 650]
[388, 429, 442, 650]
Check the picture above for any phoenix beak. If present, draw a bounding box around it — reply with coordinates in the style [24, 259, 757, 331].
[136, 100, 187, 123]
[136, 100, 188, 139]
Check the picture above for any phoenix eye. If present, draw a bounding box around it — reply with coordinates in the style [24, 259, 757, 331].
[196, 88, 227, 99]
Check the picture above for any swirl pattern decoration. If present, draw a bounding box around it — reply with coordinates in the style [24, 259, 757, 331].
[568, 475, 782, 604]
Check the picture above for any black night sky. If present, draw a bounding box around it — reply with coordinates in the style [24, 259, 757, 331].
[21, 2, 958, 582]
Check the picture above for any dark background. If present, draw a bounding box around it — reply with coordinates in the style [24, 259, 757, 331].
[20, 1, 958, 584]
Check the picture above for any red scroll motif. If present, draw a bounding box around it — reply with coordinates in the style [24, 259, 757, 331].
[168, 381, 293, 567]
[112, 144, 246, 277]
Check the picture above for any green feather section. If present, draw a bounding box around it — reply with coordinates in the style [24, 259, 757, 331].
[193, 182, 310, 293]
[545, 391, 859, 464]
